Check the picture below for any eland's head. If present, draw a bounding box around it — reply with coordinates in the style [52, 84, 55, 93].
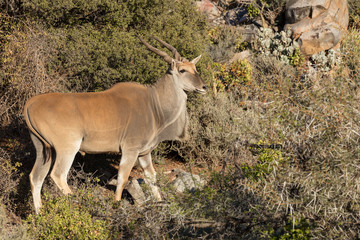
[137, 35, 208, 95]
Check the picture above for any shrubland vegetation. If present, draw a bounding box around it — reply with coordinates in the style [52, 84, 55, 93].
[1, 0, 360, 239]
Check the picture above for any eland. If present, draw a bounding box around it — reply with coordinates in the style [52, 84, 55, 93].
[24, 35, 207, 213]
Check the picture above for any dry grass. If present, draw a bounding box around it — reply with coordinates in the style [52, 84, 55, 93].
[171, 31, 360, 237]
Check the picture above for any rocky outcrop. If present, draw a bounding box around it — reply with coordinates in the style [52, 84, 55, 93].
[224, 7, 248, 26]
[284, 0, 349, 55]
[171, 169, 206, 193]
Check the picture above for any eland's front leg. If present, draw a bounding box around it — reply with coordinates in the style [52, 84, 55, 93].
[115, 149, 139, 201]
[138, 152, 162, 201]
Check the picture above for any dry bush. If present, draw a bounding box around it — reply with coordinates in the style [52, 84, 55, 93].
[0, 5, 358, 239]
[172, 43, 360, 237]
[0, 20, 64, 126]
[0, 149, 27, 240]
[207, 26, 242, 63]
[0, 19, 65, 232]
[171, 57, 295, 167]
[170, 93, 242, 167]
[349, 0, 360, 27]
[0, 204, 27, 240]
[250, 50, 360, 237]
[232, 51, 360, 237]
[0, 148, 21, 204]
[16, 47, 360, 237]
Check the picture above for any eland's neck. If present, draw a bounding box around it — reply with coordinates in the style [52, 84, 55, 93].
[153, 73, 187, 125]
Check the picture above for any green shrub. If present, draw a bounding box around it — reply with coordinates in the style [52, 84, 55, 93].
[213, 59, 252, 90]
[1, 0, 212, 125]
[26, 191, 112, 240]
[266, 217, 311, 240]
[242, 141, 284, 181]
[229, 59, 253, 85]
[22, 0, 130, 28]
[247, 4, 260, 18]
[21, 0, 211, 92]
[241, 0, 288, 27]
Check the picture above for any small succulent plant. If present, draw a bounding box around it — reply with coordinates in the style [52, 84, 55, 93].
[257, 28, 303, 66]
[310, 49, 341, 72]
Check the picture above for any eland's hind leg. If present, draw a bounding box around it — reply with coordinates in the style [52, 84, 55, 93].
[29, 133, 52, 214]
[50, 140, 81, 195]
[138, 153, 162, 200]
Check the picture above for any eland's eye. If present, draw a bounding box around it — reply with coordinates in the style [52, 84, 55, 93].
[180, 69, 186, 73]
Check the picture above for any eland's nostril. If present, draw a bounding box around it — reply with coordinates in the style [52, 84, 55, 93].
[203, 85, 208, 91]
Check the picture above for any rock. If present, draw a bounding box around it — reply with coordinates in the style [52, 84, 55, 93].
[224, 7, 248, 26]
[125, 179, 146, 205]
[108, 178, 117, 186]
[172, 177, 187, 193]
[172, 169, 206, 193]
[108, 178, 146, 205]
[285, 0, 332, 24]
[241, 24, 259, 43]
[284, 0, 348, 55]
[196, 0, 222, 22]
[229, 50, 252, 63]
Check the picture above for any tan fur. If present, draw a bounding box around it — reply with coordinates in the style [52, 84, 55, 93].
[24, 37, 207, 213]
[178, 62, 197, 74]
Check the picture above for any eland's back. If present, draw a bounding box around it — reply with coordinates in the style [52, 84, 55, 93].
[25, 82, 161, 154]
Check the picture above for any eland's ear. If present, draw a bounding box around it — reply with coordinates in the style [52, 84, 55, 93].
[191, 55, 202, 65]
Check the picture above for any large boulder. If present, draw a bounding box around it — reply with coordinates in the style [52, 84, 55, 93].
[284, 0, 349, 55]
[196, 0, 223, 25]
